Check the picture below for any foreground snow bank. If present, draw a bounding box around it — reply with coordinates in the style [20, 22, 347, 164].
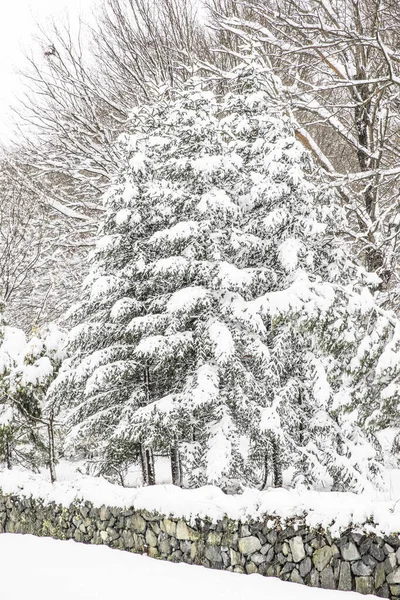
[1, 468, 400, 537]
[0, 534, 376, 600]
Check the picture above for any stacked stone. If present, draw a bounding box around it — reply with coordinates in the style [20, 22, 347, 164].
[0, 493, 400, 599]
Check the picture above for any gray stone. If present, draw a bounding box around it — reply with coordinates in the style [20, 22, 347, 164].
[360, 539, 372, 555]
[361, 554, 377, 569]
[387, 567, 400, 584]
[260, 543, 272, 555]
[338, 562, 352, 591]
[162, 519, 177, 537]
[238, 536, 261, 555]
[145, 528, 157, 547]
[265, 547, 275, 563]
[190, 543, 198, 561]
[341, 542, 361, 562]
[385, 553, 397, 573]
[251, 553, 266, 565]
[370, 544, 385, 562]
[99, 506, 110, 521]
[320, 566, 336, 590]
[280, 562, 295, 576]
[313, 545, 334, 571]
[290, 536, 306, 563]
[170, 550, 183, 561]
[207, 531, 222, 546]
[148, 547, 158, 559]
[170, 537, 178, 550]
[205, 545, 222, 563]
[96, 519, 106, 531]
[390, 584, 400, 597]
[266, 565, 276, 577]
[176, 520, 200, 541]
[246, 562, 257, 574]
[310, 569, 320, 586]
[100, 530, 108, 542]
[132, 533, 144, 552]
[282, 542, 290, 556]
[290, 569, 304, 584]
[234, 565, 245, 574]
[277, 553, 286, 565]
[375, 562, 386, 590]
[131, 514, 146, 534]
[159, 538, 171, 555]
[73, 530, 84, 543]
[355, 577, 373, 595]
[122, 530, 134, 549]
[299, 557, 312, 578]
[180, 541, 191, 554]
[266, 530, 277, 545]
[150, 521, 160, 535]
[351, 560, 373, 576]
[377, 583, 390, 598]
[140, 509, 159, 522]
[222, 551, 230, 568]
[384, 550, 398, 567]
[331, 544, 340, 558]
[230, 549, 241, 566]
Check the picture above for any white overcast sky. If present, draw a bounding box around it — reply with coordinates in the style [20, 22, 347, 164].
[0, 0, 95, 141]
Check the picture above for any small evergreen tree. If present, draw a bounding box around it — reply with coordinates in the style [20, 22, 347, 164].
[49, 57, 400, 492]
[0, 323, 66, 479]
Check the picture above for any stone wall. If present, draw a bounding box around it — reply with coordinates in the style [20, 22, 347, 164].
[1, 493, 400, 599]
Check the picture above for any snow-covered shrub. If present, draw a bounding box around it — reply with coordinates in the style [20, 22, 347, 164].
[48, 56, 400, 492]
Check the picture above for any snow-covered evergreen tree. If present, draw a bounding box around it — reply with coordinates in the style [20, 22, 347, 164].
[0, 323, 66, 476]
[49, 56, 400, 492]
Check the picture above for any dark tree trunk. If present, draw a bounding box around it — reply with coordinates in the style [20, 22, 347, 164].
[47, 414, 56, 483]
[272, 436, 282, 488]
[261, 448, 269, 490]
[140, 443, 149, 485]
[170, 441, 182, 487]
[146, 447, 156, 485]
[5, 439, 12, 470]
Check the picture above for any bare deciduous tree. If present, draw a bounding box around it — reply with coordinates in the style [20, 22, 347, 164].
[0, 161, 86, 330]
[211, 0, 400, 299]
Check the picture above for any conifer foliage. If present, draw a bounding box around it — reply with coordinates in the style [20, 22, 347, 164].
[49, 58, 400, 491]
[0, 320, 66, 478]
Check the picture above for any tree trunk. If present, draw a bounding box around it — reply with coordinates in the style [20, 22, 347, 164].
[139, 443, 149, 485]
[146, 447, 156, 485]
[5, 438, 12, 470]
[272, 436, 282, 488]
[47, 414, 56, 483]
[261, 448, 269, 490]
[139, 364, 155, 486]
[170, 441, 182, 487]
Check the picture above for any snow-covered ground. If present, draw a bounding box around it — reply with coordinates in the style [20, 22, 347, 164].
[0, 534, 376, 600]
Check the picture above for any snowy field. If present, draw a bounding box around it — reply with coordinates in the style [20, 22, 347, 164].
[0, 534, 376, 600]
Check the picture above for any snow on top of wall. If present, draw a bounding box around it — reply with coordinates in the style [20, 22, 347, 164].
[1, 468, 400, 537]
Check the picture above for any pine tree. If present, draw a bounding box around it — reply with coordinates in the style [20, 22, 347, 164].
[49, 56, 400, 492]
[0, 323, 66, 478]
